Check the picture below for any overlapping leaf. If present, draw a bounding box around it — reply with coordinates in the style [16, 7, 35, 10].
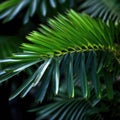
[29, 88, 101, 120]
[0, 0, 74, 24]
[24, 10, 115, 57]
[0, 10, 120, 101]
[28, 83, 120, 120]
[79, 0, 120, 24]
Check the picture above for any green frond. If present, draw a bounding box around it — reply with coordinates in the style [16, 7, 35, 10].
[103, 0, 120, 17]
[29, 85, 120, 120]
[34, 99, 91, 120]
[0, 0, 74, 24]
[24, 10, 115, 58]
[80, 0, 120, 24]
[29, 89, 101, 120]
[0, 10, 120, 101]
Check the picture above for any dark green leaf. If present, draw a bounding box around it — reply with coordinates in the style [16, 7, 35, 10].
[35, 64, 53, 102]
[79, 53, 89, 98]
[52, 57, 61, 95]
[91, 52, 101, 98]
[104, 73, 114, 99]
[66, 54, 74, 98]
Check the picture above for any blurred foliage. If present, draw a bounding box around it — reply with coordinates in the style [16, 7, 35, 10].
[0, 0, 75, 24]
[79, 0, 120, 24]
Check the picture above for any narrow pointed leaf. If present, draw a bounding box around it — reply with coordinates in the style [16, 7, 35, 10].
[75, 103, 88, 120]
[3, 1, 27, 22]
[49, 0, 56, 8]
[36, 101, 67, 119]
[91, 52, 101, 98]
[41, 0, 47, 16]
[13, 60, 40, 72]
[50, 100, 74, 120]
[79, 53, 89, 98]
[66, 101, 80, 120]
[33, 59, 52, 86]
[9, 66, 41, 100]
[20, 83, 34, 98]
[36, 65, 53, 102]
[105, 73, 114, 99]
[67, 54, 74, 98]
[9, 61, 48, 100]
[29, 0, 37, 17]
[97, 53, 106, 73]
[52, 57, 60, 95]
[58, 100, 77, 120]
[0, 71, 19, 83]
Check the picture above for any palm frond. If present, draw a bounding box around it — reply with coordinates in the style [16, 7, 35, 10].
[29, 88, 102, 120]
[29, 82, 120, 120]
[0, 10, 120, 101]
[79, 0, 120, 24]
[34, 99, 92, 120]
[23, 9, 119, 64]
[0, 0, 74, 24]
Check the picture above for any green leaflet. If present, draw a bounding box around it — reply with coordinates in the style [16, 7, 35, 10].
[104, 73, 114, 99]
[52, 57, 61, 95]
[58, 100, 77, 120]
[74, 101, 90, 120]
[97, 52, 106, 73]
[49, 100, 75, 120]
[37, 102, 67, 117]
[49, 0, 56, 8]
[65, 101, 80, 120]
[0, 71, 19, 84]
[38, 103, 69, 120]
[79, 53, 89, 98]
[66, 54, 74, 98]
[0, 60, 40, 84]
[9, 59, 51, 100]
[32, 97, 93, 120]
[29, 0, 37, 17]
[91, 52, 101, 98]
[35, 64, 53, 102]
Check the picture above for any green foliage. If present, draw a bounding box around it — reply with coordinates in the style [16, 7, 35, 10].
[0, 35, 23, 70]
[80, 0, 120, 24]
[24, 10, 115, 58]
[0, 10, 120, 102]
[0, 35, 22, 59]
[28, 88, 102, 120]
[0, 1, 120, 119]
[0, 0, 74, 24]
[29, 85, 120, 120]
